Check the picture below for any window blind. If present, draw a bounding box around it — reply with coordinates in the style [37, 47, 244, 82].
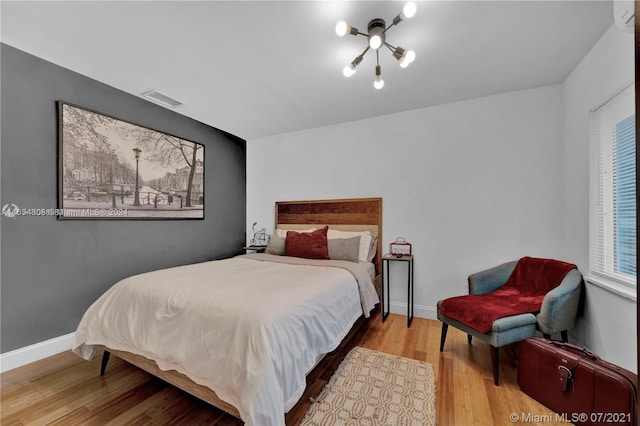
[591, 83, 636, 287]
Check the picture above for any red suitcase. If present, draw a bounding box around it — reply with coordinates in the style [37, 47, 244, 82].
[518, 337, 637, 426]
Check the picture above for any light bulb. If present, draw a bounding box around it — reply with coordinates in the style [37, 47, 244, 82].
[343, 64, 356, 77]
[369, 34, 382, 49]
[399, 50, 416, 68]
[401, 2, 417, 20]
[367, 19, 386, 49]
[374, 65, 384, 89]
[335, 21, 348, 37]
[343, 54, 363, 77]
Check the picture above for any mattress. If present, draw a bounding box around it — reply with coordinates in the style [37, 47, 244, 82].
[73, 255, 378, 425]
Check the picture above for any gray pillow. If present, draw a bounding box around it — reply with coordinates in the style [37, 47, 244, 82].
[265, 234, 285, 255]
[328, 236, 361, 262]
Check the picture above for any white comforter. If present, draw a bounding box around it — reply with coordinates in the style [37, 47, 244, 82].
[73, 256, 378, 425]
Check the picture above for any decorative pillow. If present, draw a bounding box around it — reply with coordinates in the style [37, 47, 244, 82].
[265, 234, 285, 255]
[327, 229, 373, 262]
[328, 236, 361, 262]
[367, 234, 378, 262]
[275, 227, 316, 238]
[285, 226, 330, 259]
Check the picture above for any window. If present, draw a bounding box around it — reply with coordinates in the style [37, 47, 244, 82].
[591, 83, 636, 288]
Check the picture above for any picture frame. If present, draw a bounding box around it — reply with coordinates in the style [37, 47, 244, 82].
[57, 101, 204, 220]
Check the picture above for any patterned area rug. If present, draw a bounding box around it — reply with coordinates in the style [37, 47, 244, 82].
[301, 347, 436, 426]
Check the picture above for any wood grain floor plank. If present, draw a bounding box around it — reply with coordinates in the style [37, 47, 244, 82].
[4, 362, 149, 425]
[47, 406, 93, 426]
[0, 351, 82, 390]
[436, 356, 454, 426]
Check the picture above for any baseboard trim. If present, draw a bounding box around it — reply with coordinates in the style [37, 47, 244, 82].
[1, 332, 75, 373]
[388, 302, 437, 320]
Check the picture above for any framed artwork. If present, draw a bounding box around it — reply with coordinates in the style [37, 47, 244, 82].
[57, 101, 204, 220]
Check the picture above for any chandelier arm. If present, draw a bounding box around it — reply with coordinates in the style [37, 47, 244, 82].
[382, 22, 396, 35]
[384, 41, 397, 51]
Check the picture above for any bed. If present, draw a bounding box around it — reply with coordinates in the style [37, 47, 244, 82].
[72, 197, 383, 425]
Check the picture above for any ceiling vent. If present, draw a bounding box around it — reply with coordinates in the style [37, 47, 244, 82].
[140, 90, 184, 108]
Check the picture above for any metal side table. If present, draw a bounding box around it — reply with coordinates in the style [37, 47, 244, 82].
[381, 254, 414, 327]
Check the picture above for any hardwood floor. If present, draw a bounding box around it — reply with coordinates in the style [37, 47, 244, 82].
[1, 312, 566, 425]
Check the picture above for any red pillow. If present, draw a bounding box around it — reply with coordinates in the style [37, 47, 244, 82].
[285, 226, 330, 259]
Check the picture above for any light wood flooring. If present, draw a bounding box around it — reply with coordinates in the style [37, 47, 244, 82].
[1, 312, 567, 425]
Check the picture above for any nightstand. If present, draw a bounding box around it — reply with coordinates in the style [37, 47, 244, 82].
[243, 245, 267, 253]
[381, 254, 414, 327]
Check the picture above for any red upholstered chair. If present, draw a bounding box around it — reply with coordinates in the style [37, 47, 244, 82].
[437, 257, 582, 385]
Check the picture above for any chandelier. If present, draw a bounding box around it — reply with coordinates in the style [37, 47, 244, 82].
[336, 2, 417, 89]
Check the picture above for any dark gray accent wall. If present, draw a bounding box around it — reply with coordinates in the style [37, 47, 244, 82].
[1, 44, 246, 353]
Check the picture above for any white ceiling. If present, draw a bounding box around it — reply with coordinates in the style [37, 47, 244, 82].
[1, 1, 613, 140]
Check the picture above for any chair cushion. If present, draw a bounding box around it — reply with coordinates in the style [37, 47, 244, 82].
[439, 257, 576, 334]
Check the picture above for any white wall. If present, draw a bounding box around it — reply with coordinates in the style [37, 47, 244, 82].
[561, 24, 636, 371]
[247, 85, 565, 319]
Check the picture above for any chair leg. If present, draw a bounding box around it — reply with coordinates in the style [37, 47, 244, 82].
[467, 334, 473, 344]
[561, 330, 568, 343]
[439, 323, 449, 352]
[490, 346, 500, 386]
[100, 350, 111, 376]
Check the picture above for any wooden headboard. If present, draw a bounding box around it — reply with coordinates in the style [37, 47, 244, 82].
[275, 197, 383, 275]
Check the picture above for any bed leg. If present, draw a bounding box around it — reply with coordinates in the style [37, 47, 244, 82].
[100, 350, 111, 376]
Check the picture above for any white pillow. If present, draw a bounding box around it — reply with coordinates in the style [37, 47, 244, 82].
[327, 229, 373, 262]
[275, 228, 316, 238]
[367, 234, 378, 262]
